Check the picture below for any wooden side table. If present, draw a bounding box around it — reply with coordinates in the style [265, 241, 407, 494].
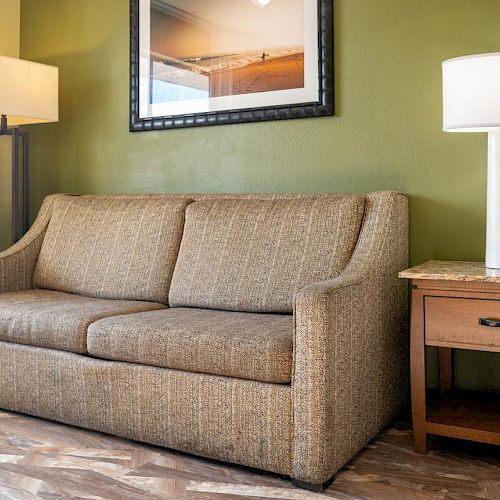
[399, 261, 500, 453]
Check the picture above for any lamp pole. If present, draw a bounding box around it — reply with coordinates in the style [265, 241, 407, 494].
[486, 130, 500, 270]
[0, 114, 29, 243]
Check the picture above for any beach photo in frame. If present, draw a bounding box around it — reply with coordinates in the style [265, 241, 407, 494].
[130, 0, 333, 131]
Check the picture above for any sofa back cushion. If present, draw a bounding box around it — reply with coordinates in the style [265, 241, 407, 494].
[33, 196, 191, 304]
[169, 196, 365, 313]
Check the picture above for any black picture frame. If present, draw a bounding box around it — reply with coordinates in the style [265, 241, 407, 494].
[130, 0, 334, 131]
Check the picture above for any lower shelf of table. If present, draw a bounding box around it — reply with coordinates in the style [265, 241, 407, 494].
[425, 390, 500, 445]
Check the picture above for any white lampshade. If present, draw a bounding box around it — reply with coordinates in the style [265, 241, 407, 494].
[443, 53, 500, 133]
[0, 55, 58, 126]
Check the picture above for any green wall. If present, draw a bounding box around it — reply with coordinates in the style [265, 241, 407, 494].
[0, 0, 19, 57]
[20, 0, 500, 390]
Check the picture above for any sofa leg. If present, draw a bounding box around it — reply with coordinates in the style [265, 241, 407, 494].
[292, 475, 336, 493]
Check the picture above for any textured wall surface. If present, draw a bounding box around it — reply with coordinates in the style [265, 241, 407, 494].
[0, 0, 20, 251]
[19, 0, 500, 390]
[0, 0, 19, 57]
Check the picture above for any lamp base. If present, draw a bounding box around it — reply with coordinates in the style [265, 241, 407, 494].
[485, 268, 500, 277]
[486, 130, 500, 269]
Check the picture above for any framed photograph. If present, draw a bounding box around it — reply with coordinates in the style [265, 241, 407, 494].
[130, 0, 333, 131]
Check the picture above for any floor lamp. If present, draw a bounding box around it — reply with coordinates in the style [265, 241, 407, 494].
[0, 55, 58, 243]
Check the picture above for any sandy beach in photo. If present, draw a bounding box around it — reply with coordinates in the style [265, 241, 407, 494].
[149, 0, 306, 102]
[207, 53, 305, 97]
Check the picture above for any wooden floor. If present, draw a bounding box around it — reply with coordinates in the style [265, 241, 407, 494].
[0, 410, 498, 499]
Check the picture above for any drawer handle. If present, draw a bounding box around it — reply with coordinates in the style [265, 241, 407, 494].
[479, 318, 500, 327]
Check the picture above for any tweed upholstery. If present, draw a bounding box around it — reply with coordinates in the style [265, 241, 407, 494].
[88, 307, 293, 383]
[0, 289, 164, 353]
[0, 341, 292, 475]
[292, 192, 409, 484]
[33, 196, 191, 303]
[0, 194, 59, 294]
[169, 197, 366, 313]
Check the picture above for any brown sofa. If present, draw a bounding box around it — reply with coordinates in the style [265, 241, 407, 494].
[0, 192, 408, 491]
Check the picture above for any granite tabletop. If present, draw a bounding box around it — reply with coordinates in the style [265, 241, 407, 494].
[399, 260, 500, 282]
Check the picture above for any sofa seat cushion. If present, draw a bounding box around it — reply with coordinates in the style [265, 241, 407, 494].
[88, 307, 293, 384]
[169, 196, 365, 313]
[33, 195, 192, 304]
[0, 290, 165, 353]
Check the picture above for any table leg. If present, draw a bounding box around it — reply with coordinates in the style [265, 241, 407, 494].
[410, 289, 427, 454]
[438, 347, 454, 393]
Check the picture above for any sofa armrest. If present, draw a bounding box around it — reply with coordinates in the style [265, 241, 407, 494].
[0, 195, 61, 293]
[291, 192, 409, 485]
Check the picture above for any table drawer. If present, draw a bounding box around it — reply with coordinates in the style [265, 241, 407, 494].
[425, 296, 500, 352]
